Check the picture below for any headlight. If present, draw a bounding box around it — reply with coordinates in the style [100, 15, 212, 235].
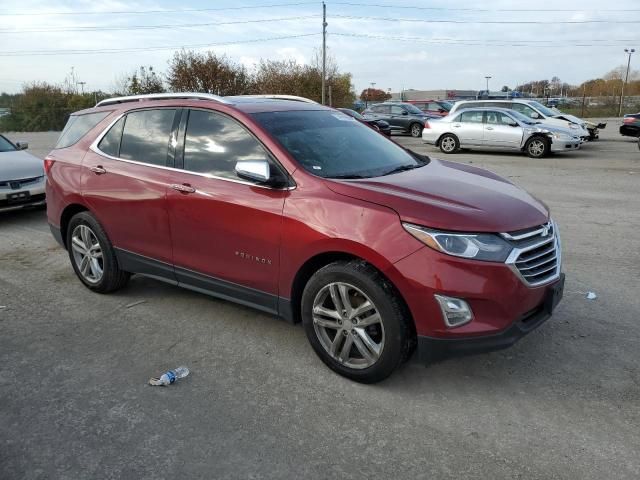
[551, 132, 572, 141]
[402, 223, 513, 262]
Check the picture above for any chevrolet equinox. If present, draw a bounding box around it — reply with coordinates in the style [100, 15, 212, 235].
[46, 93, 565, 383]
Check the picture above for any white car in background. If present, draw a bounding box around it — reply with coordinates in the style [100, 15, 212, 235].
[422, 107, 581, 158]
[0, 134, 46, 212]
[448, 99, 591, 141]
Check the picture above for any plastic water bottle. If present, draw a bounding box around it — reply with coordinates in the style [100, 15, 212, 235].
[149, 366, 189, 386]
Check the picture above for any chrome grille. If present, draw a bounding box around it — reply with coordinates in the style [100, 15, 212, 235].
[502, 221, 561, 287]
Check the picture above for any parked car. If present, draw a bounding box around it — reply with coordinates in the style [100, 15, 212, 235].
[448, 99, 592, 141]
[337, 108, 391, 136]
[0, 134, 46, 212]
[362, 102, 438, 137]
[46, 93, 564, 383]
[405, 99, 453, 117]
[422, 107, 581, 158]
[620, 113, 640, 137]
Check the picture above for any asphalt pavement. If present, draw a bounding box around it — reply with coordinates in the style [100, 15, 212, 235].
[1, 122, 639, 479]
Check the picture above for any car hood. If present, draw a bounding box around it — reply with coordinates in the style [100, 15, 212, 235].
[325, 159, 549, 233]
[0, 150, 44, 181]
[552, 113, 590, 127]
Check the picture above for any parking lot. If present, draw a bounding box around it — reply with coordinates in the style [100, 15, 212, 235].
[1, 123, 639, 479]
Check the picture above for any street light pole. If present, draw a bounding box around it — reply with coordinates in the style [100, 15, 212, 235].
[485, 76, 492, 94]
[619, 48, 635, 116]
[77, 81, 86, 95]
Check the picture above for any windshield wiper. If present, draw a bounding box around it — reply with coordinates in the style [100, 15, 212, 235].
[329, 173, 369, 179]
[382, 164, 422, 176]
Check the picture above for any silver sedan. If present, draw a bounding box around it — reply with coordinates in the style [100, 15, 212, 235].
[422, 107, 581, 158]
[0, 134, 46, 212]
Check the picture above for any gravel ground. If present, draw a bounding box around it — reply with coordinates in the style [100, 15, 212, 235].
[1, 121, 639, 479]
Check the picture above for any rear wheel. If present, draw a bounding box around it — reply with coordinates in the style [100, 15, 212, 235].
[301, 260, 412, 383]
[410, 123, 423, 137]
[525, 136, 549, 158]
[439, 134, 459, 154]
[67, 212, 130, 293]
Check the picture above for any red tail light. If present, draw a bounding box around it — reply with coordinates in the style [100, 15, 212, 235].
[424, 120, 430, 129]
[44, 157, 55, 175]
[623, 117, 635, 124]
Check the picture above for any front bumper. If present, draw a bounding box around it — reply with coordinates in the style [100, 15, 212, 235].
[550, 138, 581, 152]
[0, 178, 46, 212]
[415, 274, 564, 363]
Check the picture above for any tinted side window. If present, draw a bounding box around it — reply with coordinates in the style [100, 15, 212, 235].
[371, 105, 389, 114]
[511, 103, 536, 117]
[183, 109, 271, 181]
[119, 109, 176, 166]
[56, 111, 110, 149]
[391, 106, 405, 115]
[97, 117, 125, 157]
[460, 111, 484, 123]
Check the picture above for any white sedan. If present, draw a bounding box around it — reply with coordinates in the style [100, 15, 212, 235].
[422, 107, 581, 158]
[0, 134, 46, 212]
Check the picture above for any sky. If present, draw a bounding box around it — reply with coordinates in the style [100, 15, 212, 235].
[1, 0, 639, 95]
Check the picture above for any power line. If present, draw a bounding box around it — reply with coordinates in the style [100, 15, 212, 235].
[0, 2, 318, 16]
[0, 33, 321, 56]
[332, 14, 640, 25]
[331, 32, 640, 47]
[0, 15, 318, 34]
[332, 2, 640, 13]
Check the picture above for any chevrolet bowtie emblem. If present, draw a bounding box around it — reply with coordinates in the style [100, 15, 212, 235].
[541, 224, 551, 237]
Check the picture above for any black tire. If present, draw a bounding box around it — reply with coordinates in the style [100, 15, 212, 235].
[66, 211, 130, 293]
[439, 133, 459, 154]
[525, 136, 549, 158]
[409, 123, 423, 138]
[301, 260, 413, 383]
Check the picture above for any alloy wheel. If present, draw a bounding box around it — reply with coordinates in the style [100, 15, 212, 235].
[441, 136, 456, 152]
[312, 282, 385, 369]
[528, 139, 545, 157]
[71, 224, 104, 284]
[411, 124, 422, 137]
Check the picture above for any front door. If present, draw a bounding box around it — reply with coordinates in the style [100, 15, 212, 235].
[483, 111, 524, 149]
[82, 108, 179, 270]
[166, 108, 288, 314]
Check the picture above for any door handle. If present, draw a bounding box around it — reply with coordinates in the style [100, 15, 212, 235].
[90, 166, 107, 175]
[453, 124, 461, 128]
[486, 126, 494, 130]
[170, 183, 196, 194]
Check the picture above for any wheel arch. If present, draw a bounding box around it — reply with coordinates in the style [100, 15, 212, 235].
[59, 203, 90, 249]
[287, 251, 416, 341]
[436, 132, 458, 147]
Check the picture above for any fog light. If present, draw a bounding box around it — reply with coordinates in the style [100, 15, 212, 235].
[434, 295, 473, 328]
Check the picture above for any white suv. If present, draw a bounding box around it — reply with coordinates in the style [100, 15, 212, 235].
[448, 100, 590, 140]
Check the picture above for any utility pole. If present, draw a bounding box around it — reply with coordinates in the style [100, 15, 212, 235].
[77, 81, 86, 94]
[328, 85, 332, 107]
[321, 2, 327, 105]
[619, 48, 635, 116]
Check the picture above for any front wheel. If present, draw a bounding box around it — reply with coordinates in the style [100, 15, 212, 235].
[410, 123, 423, 138]
[301, 260, 412, 383]
[525, 136, 549, 158]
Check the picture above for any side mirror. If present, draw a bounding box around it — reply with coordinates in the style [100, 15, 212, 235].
[509, 121, 519, 127]
[15, 141, 28, 150]
[402, 111, 408, 115]
[530, 112, 540, 119]
[235, 160, 270, 183]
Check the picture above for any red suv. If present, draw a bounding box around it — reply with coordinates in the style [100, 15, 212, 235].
[46, 93, 564, 383]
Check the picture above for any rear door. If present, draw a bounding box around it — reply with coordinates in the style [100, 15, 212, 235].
[165, 108, 289, 313]
[83, 108, 178, 274]
[483, 111, 523, 149]
[389, 105, 409, 132]
[451, 111, 485, 145]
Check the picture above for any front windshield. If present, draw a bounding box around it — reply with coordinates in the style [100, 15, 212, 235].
[527, 101, 558, 118]
[0, 135, 17, 152]
[404, 104, 424, 114]
[252, 110, 427, 179]
[509, 110, 536, 125]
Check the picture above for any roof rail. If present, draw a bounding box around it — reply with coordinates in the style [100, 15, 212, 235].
[96, 92, 231, 107]
[228, 94, 318, 104]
